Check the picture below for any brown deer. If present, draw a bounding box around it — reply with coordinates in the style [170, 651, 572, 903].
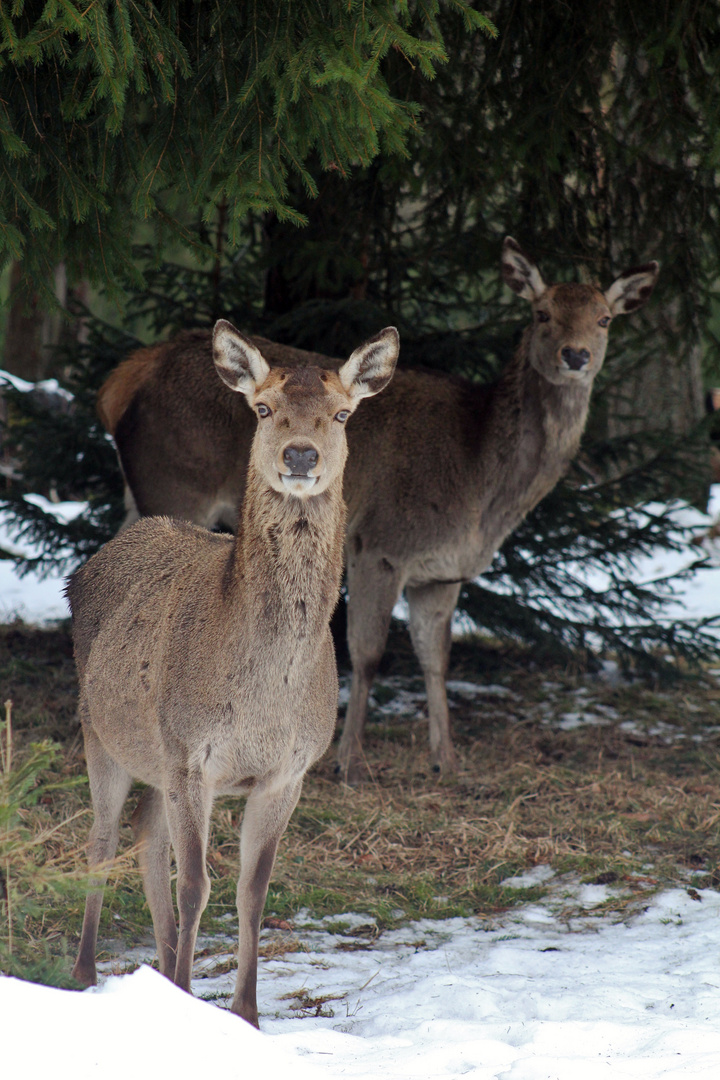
[98, 239, 659, 783]
[68, 321, 398, 1026]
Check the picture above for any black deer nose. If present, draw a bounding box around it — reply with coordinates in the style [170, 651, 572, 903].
[561, 346, 591, 371]
[283, 446, 319, 475]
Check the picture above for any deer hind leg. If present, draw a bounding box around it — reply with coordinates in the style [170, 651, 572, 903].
[131, 786, 178, 979]
[162, 768, 213, 993]
[336, 551, 402, 784]
[231, 777, 303, 1027]
[405, 580, 462, 774]
[72, 724, 132, 986]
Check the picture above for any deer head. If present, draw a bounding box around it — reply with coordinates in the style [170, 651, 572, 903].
[212, 321, 399, 498]
[501, 237, 659, 386]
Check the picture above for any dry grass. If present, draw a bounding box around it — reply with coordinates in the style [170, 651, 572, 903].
[2, 618, 720, 977]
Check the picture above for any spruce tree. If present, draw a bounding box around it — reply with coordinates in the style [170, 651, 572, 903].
[2, 0, 720, 675]
[0, 1, 492, 303]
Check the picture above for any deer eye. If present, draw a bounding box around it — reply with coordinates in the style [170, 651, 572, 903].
[536, 311, 550, 323]
[256, 403, 272, 418]
[334, 410, 350, 423]
[598, 316, 611, 328]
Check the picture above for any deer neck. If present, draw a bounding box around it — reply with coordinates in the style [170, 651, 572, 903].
[471, 335, 593, 560]
[492, 334, 593, 482]
[230, 467, 346, 640]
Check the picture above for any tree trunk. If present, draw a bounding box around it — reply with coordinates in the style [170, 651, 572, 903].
[2, 262, 68, 381]
[602, 298, 708, 507]
[606, 302, 704, 442]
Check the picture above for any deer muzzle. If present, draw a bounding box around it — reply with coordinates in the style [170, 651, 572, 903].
[560, 346, 591, 372]
[283, 445, 319, 475]
[280, 443, 320, 493]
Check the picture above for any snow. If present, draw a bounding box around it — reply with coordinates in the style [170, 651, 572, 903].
[3, 446, 720, 1073]
[0, 367, 74, 401]
[2, 964, 322, 1080]
[472, 488, 720, 630]
[580, 487, 720, 624]
[4, 488, 720, 632]
[445, 681, 515, 699]
[4, 880, 720, 1078]
[0, 494, 84, 623]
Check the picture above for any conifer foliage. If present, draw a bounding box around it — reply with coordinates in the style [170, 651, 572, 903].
[0, 1, 493, 299]
[2, 1, 720, 674]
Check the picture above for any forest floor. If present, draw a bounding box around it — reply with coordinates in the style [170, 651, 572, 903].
[3, 616, 720, 984]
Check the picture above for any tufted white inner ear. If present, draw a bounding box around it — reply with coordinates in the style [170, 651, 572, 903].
[501, 237, 547, 302]
[604, 263, 660, 316]
[338, 327, 399, 402]
[213, 320, 270, 395]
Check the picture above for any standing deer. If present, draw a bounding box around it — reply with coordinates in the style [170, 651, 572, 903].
[98, 239, 659, 783]
[68, 321, 398, 1026]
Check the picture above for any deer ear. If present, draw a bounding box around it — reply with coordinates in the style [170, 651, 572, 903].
[604, 262, 659, 315]
[339, 327, 399, 402]
[501, 237, 547, 301]
[213, 320, 270, 395]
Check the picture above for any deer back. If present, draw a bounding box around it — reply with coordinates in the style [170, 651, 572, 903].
[106, 330, 339, 526]
[101, 240, 658, 581]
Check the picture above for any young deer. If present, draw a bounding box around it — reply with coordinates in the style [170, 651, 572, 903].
[68, 321, 398, 1025]
[98, 239, 659, 783]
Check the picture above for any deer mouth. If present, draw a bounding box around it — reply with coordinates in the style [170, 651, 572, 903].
[558, 365, 591, 380]
[280, 473, 318, 493]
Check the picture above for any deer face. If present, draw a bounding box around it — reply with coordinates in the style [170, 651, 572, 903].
[501, 237, 659, 388]
[525, 282, 614, 386]
[212, 322, 399, 499]
[246, 365, 357, 498]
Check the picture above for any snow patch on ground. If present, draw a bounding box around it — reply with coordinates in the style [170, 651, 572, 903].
[0, 495, 84, 623]
[446, 681, 515, 700]
[5, 883, 720, 1078]
[0, 367, 74, 401]
[475, 488, 720, 630]
[3, 483, 720, 635]
[500, 865, 556, 889]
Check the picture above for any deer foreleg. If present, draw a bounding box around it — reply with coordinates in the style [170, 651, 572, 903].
[406, 580, 461, 774]
[231, 777, 303, 1027]
[162, 769, 213, 993]
[131, 786, 178, 979]
[72, 723, 132, 986]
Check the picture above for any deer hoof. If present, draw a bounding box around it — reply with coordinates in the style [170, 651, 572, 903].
[230, 1000, 260, 1028]
[71, 961, 97, 988]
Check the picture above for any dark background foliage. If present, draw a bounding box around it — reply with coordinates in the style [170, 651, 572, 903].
[2, 0, 720, 674]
